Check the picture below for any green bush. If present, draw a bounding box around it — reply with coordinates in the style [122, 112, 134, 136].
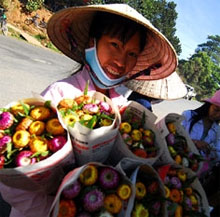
[26, 0, 44, 12]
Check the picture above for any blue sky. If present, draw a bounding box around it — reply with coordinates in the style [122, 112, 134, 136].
[170, 0, 220, 60]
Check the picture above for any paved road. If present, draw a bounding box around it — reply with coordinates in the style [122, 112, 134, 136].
[0, 35, 203, 217]
[0, 35, 80, 107]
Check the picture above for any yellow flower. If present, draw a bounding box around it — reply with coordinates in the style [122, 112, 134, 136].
[167, 122, 176, 134]
[135, 182, 146, 199]
[132, 203, 149, 217]
[100, 119, 113, 126]
[119, 122, 132, 133]
[79, 165, 98, 186]
[177, 170, 187, 182]
[190, 194, 198, 206]
[117, 184, 132, 200]
[164, 185, 170, 198]
[29, 136, 48, 153]
[104, 194, 122, 214]
[131, 130, 142, 141]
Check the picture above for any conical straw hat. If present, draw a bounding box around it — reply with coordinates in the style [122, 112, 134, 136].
[125, 71, 187, 100]
[47, 4, 177, 81]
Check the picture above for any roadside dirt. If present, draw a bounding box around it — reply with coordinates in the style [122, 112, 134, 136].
[5, 0, 53, 45]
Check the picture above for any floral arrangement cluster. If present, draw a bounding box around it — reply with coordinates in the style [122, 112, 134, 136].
[160, 165, 207, 217]
[165, 122, 204, 172]
[58, 164, 132, 217]
[132, 176, 163, 217]
[58, 95, 115, 130]
[119, 109, 158, 159]
[0, 101, 67, 168]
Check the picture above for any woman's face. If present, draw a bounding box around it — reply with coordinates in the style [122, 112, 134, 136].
[96, 32, 141, 79]
[208, 104, 220, 121]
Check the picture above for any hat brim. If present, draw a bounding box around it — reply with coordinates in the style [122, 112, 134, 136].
[47, 4, 178, 81]
[125, 71, 187, 100]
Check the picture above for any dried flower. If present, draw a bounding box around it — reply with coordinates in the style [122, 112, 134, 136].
[117, 183, 132, 200]
[83, 189, 104, 212]
[132, 203, 149, 217]
[135, 182, 146, 199]
[104, 194, 122, 214]
[80, 165, 98, 186]
[58, 199, 76, 217]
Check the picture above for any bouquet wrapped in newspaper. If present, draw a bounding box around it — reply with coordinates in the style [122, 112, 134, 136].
[157, 164, 210, 217]
[116, 159, 166, 217]
[156, 113, 204, 173]
[57, 83, 120, 166]
[108, 101, 165, 166]
[49, 162, 135, 217]
[0, 97, 74, 193]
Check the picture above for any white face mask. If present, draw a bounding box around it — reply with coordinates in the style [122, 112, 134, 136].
[85, 40, 126, 89]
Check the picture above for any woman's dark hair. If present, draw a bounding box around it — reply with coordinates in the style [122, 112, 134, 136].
[89, 11, 147, 52]
[189, 102, 211, 132]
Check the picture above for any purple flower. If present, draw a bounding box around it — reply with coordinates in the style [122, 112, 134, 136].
[62, 180, 81, 199]
[166, 133, 175, 145]
[184, 197, 192, 210]
[0, 135, 11, 153]
[83, 189, 104, 212]
[99, 167, 120, 189]
[83, 104, 99, 114]
[170, 177, 182, 189]
[164, 176, 170, 185]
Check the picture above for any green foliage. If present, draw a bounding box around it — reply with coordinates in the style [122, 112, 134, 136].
[26, 0, 44, 12]
[178, 50, 220, 100]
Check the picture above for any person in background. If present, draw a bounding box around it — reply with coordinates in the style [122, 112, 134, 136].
[182, 90, 220, 163]
[0, 4, 177, 217]
[181, 90, 220, 216]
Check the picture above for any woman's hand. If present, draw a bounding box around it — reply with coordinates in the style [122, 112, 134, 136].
[192, 140, 211, 155]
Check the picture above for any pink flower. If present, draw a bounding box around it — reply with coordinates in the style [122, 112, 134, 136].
[99, 102, 112, 113]
[83, 104, 99, 114]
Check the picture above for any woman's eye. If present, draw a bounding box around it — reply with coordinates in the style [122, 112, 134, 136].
[111, 42, 118, 48]
[129, 52, 138, 58]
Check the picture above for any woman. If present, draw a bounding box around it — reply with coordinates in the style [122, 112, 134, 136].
[182, 90, 220, 162]
[182, 91, 220, 217]
[0, 4, 177, 217]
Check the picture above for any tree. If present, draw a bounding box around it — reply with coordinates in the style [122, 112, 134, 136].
[196, 35, 220, 66]
[178, 51, 220, 100]
[89, 0, 181, 55]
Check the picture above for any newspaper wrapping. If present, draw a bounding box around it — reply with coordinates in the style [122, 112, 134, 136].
[57, 91, 121, 166]
[49, 162, 135, 217]
[108, 101, 165, 166]
[0, 97, 75, 194]
[155, 113, 204, 173]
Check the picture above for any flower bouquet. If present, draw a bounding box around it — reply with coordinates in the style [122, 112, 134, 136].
[122, 163, 166, 217]
[50, 163, 134, 217]
[156, 113, 204, 173]
[57, 84, 120, 166]
[0, 97, 74, 193]
[157, 164, 210, 217]
[109, 101, 165, 166]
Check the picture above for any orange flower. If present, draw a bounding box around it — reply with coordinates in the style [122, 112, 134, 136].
[167, 122, 176, 134]
[104, 194, 122, 214]
[133, 149, 147, 158]
[135, 182, 146, 199]
[79, 165, 98, 186]
[174, 205, 182, 217]
[58, 199, 76, 217]
[117, 184, 132, 200]
[175, 155, 182, 164]
[169, 189, 181, 203]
